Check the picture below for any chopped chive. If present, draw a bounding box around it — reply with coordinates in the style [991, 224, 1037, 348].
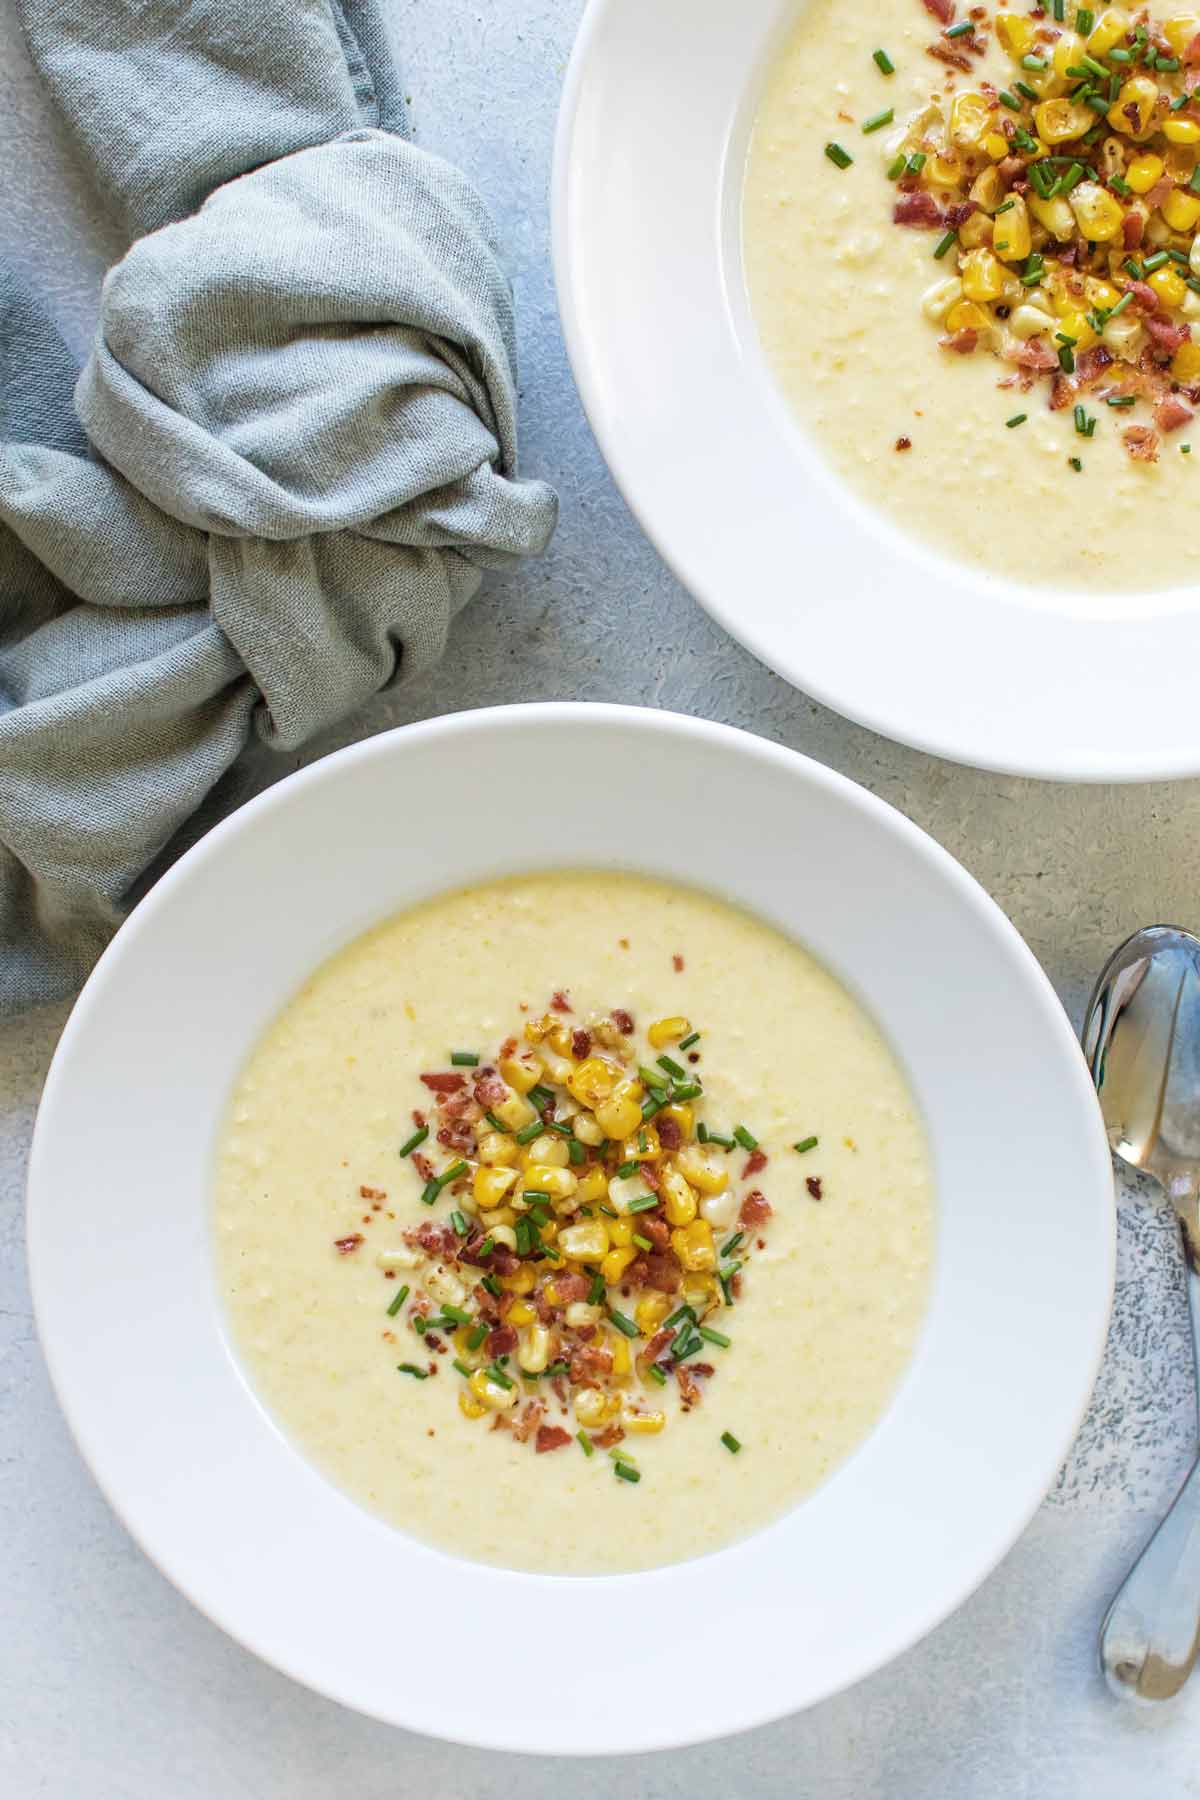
[1159, 56, 1180, 71]
[720, 1431, 742, 1455]
[1173, 92, 1192, 111]
[718, 1272, 736, 1306]
[442, 1304, 473, 1326]
[1143, 250, 1170, 273]
[1080, 54, 1108, 77]
[793, 1136, 819, 1154]
[1077, 7, 1094, 32]
[678, 1031, 700, 1050]
[397, 1363, 428, 1379]
[478, 1235, 494, 1257]
[670, 1082, 703, 1101]
[907, 151, 927, 173]
[647, 1362, 668, 1386]
[1107, 45, 1131, 62]
[481, 1274, 502, 1298]
[697, 1122, 709, 1142]
[656, 1053, 686, 1080]
[946, 19, 975, 37]
[614, 1461, 641, 1484]
[1058, 163, 1085, 195]
[515, 1119, 543, 1145]
[577, 1430, 594, 1457]
[664, 1304, 697, 1330]
[616, 1159, 641, 1179]
[450, 1210, 469, 1237]
[999, 89, 1021, 109]
[1007, 409, 1030, 426]
[1189, 278, 1200, 296]
[627, 1194, 660, 1215]
[1189, 167, 1200, 196]
[994, 199, 1016, 214]
[1084, 91, 1110, 110]
[700, 1326, 732, 1349]
[450, 1050, 479, 1066]
[588, 1272, 605, 1305]
[386, 1283, 410, 1317]
[399, 1124, 430, 1158]
[632, 1234, 653, 1252]
[933, 229, 956, 259]
[673, 1330, 703, 1361]
[485, 1111, 512, 1137]
[861, 108, 894, 134]
[1069, 455, 1083, 471]
[1021, 52, 1047, 70]
[825, 142, 853, 169]
[1074, 403, 1090, 436]
[705, 1131, 736, 1150]
[609, 1308, 639, 1338]
[1106, 394, 1135, 407]
[543, 1360, 570, 1378]
[1059, 340, 1076, 371]
[638, 1065, 668, 1092]
[544, 1118, 573, 1137]
[1053, 0, 1064, 17]
[733, 1125, 759, 1152]
[467, 1323, 488, 1350]
[1108, 291, 1132, 320]
[413, 1315, 427, 1335]
[1184, 444, 1193, 455]
[873, 47, 895, 74]
[641, 1096, 663, 1122]
[1110, 173, 1132, 197]
[485, 1362, 513, 1389]
[1015, 79, 1040, 101]
[568, 1138, 585, 1165]
[527, 1083, 555, 1110]
[599, 1202, 618, 1217]
[452, 1358, 472, 1377]
[420, 1179, 440, 1206]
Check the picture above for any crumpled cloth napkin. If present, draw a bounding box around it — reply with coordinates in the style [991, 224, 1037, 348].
[0, 0, 557, 1013]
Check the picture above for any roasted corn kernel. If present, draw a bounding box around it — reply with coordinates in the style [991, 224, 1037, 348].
[992, 193, 1032, 261]
[670, 1218, 717, 1274]
[1069, 181, 1125, 241]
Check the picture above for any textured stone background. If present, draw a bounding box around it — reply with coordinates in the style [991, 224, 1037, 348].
[4, 1, 1200, 1793]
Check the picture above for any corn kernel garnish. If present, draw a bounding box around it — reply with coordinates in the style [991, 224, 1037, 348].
[863, 0, 1200, 459]
[330, 994, 822, 1479]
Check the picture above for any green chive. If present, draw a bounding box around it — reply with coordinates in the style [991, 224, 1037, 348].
[673, 1330, 702, 1361]
[1110, 174, 1132, 196]
[664, 1304, 697, 1330]
[718, 1272, 736, 1306]
[467, 1323, 488, 1350]
[933, 230, 956, 259]
[1108, 291, 1132, 319]
[1108, 46, 1131, 62]
[577, 1430, 594, 1457]
[721, 1231, 745, 1258]
[1106, 395, 1135, 407]
[999, 89, 1021, 110]
[527, 1084, 555, 1110]
[720, 1431, 742, 1455]
[1159, 56, 1180, 71]
[614, 1462, 641, 1484]
[616, 1159, 641, 1179]
[1173, 93, 1192, 111]
[825, 142, 853, 169]
[588, 1272, 605, 1305]
[386, 1283, 410, 1317]
[1144, 250, 1171, 272]
[1053, 0, 1064, 18]
[1186, 165, 1200, 196]
[627, 1195, 659, 1215]
[678, 1031, 700, 1051]
[1021, 53, 1047, 70]
[641, 1096, 663, 1122]
[420, 1179, 440, 1206]
[568, 1138, 585, 1165]
[397, 1363, 428, 1379]
[656, 1053, 686, 1080]
[1184, 444, 1193, 455]
[484, 1110, 509, 1134]
[638, 1065, 668, 1092]
[632, 1234, 653, 1252]
[907, 151, 927, 173]
[1080, 54, 1108, 77]
[793, 1136, 819, 1154]
[647, 1362, 668, 1386]
[452, 1358, 472, 1377]
[450, 1211, 469, 1236]
[1084, 92, 1111, 110]
[1059, 343, 1075, 374]
[733, 1125, 759, 1152]
[450, 1050, 479, 1067]
[994, 199, 1016, 214]
[946, 19, 974, 37]
[700, 1326, 731, 1349]
[1015, 80, 1040, 101]
[515, 1119, 543, 1145]
[1189, 278, 1200, 296]
[544, 1119, 573, 1137]
[609, 1308, 639, 1338]
[671, 1081, 703, 1101]
[862, 108, 894, 134]
[1069, 455, 1083, 472]
[1058, 163, 1085, 195]
[1077, 7, 1094, 32]
[544, 1360, 570, 1378]
[873, 47, 895, 74]
[705, 1131, 736, 1150]
[1074, 404, 1090, 436]
[485, 1362, 513, 1389]
[481, 1274, 502, 1298]
[399, 1125, 429, 1157]
[413, 1315, 427, 1335]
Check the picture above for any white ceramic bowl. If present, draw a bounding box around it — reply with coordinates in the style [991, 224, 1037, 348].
[552, 0, 1200, 782]
[27, 705, 1112, 1753]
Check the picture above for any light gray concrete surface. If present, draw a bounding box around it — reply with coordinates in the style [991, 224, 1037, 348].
[4, 1, 1200, 1793]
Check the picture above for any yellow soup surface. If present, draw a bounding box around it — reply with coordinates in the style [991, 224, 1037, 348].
[214, 872, 934, 1574]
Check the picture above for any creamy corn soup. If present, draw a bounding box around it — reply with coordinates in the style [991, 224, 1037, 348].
[214, 872, 933, 1575]
[744, 0, 1200, 597]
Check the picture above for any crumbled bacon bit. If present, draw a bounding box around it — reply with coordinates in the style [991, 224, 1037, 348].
[512, 1399, 545, 1444]
[625, 1251, 682, 1293]
[360, 1186, 386, 1201]
[740, 1190, 772, 1227]
[927, 42, 971, 70]
[657, 1115, 682, 1151]
[1123, 212, 1146, 251]
[895, 435, 913, 451]
[1146, 314, 1191, 356]
[334, 1234, 364, 1255]
[675, 1362, 714, 1409]
[893, 190, 944, 229]
[806, 1176, 824, 1201]
[571, 1028, 591, 1059]
[944, 201, 976, 231]
[550, 989, 572, 1012]
[570, 1343, 614, 1384]
[922, 0, 954, 21]
[1123, 424, 1160, 461]
[411, 1109, 426, 1128]
[672, 953, 685, 972]
[473, 1070, 508, 1108]
[535, 1425, 572, 1454]
[419, 1071, 465, 1094]
[487, 1325, 518, 1358]
[939, 328, 978, 354]
[1156, 394, 1194, 435]
[550, 1269, 592, 1305]
[638, 1213, 671, 1251]
[742, 1148, 767, 1179]
[590, 1424, 625, 1450]
[612, 1008, 634, 1034]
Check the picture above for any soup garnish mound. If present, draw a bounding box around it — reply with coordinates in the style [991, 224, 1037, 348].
[832, 1, 1200, 466]
[333, 996, 821, 1484]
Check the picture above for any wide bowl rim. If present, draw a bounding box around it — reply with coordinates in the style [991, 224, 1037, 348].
[26, 701, 1115, 1752]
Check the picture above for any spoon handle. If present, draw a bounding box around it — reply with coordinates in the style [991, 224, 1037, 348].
[1100, 1456, 1200, 1700]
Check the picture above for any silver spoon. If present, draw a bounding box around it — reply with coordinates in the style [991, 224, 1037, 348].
[1084, 925, 1200, 1702]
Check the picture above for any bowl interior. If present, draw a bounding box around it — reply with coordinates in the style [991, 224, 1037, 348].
[26, 705, 1112, 1752]
[553, 0, 1200, 780]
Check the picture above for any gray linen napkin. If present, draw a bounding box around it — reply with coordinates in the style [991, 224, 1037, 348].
[0, 0, 557, 1013]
